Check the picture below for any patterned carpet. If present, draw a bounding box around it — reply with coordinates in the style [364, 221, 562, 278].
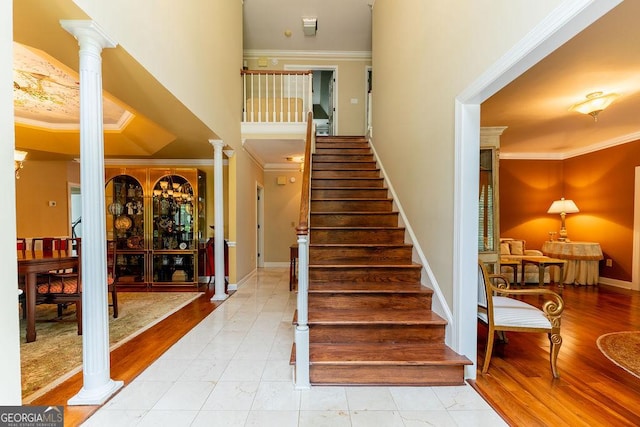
[597, 331, 640, 379]
[20, 291, 202, 401]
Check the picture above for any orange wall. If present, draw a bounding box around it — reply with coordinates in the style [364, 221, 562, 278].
[15, 160, 80, 238]
[500, 139, 640, 282]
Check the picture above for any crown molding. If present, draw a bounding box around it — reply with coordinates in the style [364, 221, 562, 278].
[103, 158, 223, 167]
[243, 49, 371, 61]
[500, 129, 640, 160]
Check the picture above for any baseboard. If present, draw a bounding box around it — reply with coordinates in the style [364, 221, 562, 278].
[599, 276, 633, 289]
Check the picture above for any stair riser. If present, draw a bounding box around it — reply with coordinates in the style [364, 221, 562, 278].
[315, 148, 371, 155]
[310, 213, 398, 227]
[308, 294, 431, 310]
[309, 324, 444, 343]
[310, 229, 405, 244]
[310, 246, 413, 264]
[313, 153, 374, 161]
[309, 267, 422, 282]
[309, 365, 466, 386]
[311, 200, 393, 212]
[312, 188, 388, 198]
[313, 162, 377, 170]
[312, 170, 381, 178]
[312, 178, 384, 188]
[315, 145, 370, 151]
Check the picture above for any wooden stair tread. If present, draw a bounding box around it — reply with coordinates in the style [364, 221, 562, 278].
[311, 198, 392, 201]
[311, 211, 398, 215]
[310, 263, 421, 268]
[307, 308, 446, 325]
[308, 281, 430, 293]
[311, 226, 404, 230]
[310, 243, 411, 248]
[308, 343, 472, 366]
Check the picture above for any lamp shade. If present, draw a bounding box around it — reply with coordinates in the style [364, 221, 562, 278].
[547, 198, 579, 214]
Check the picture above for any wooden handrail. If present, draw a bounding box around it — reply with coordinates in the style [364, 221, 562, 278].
[297, 111, 313, 237]
[241, 69, 312, 76]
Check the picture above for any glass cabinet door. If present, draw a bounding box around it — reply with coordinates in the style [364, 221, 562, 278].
[152, 174, 195, 250]
[106, 174, 145, 249]
[105, 174, 147, 286]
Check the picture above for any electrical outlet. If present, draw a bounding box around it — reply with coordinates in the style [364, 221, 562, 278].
[606, 258, 613, 267]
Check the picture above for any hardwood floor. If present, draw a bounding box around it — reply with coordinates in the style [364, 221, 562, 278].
[471, 283, 640, 426]
[25, 277, 640, 426]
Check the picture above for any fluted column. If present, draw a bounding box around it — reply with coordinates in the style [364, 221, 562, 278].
[61, 20, 123, 405]
[209, 139, 228, 301]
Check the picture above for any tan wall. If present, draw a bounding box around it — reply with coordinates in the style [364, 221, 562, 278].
[264, 170, 303, 262]
[501, 140, 640, 283]
[371, 0, 563, 306]
[243, 57, 371, 135]
[234, 153, 265, 274]
[15, 160, 80, 238]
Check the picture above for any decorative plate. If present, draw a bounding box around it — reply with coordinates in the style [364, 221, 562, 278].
[114, 215, 132, 230]
[127, 235, 142, 249]
[179, 242, 187, 250]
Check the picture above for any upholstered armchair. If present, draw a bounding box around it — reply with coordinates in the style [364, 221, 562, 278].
[499, 238, 551, 284]
[477, 261, 564, 378]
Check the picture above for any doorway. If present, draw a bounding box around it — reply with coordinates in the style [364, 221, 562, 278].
[286, 65, 337, 135]
[68, 183, 81, 239]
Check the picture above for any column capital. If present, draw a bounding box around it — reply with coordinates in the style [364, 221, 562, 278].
[223, 149, 235, 158]
[209, 139, 225, 149]
[60, 20, 117, 50]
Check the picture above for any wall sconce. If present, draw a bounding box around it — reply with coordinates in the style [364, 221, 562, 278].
[14, 150, 27, 179]
[570, 91, 618, 122]
[547, 197, 579, 241]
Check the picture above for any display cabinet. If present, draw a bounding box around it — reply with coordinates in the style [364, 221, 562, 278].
[150, 171, 198, 286]
[105, 167, 206, 288]
[105, 171, 147, 287]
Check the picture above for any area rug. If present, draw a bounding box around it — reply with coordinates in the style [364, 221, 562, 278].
[596, 331, 640, 379]
[20, 291, 203, 401]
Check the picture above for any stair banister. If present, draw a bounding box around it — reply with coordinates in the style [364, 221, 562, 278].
[294, 112, 314, 389]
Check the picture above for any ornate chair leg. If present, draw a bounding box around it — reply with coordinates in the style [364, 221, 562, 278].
[549, 332, 562, 378]
[482, 327, 496, 374]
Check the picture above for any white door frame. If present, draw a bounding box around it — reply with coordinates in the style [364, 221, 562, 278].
[633, 166, 640, 290]
[454, 0, 621, 379]
[257, 183, 264, 268]
[285, 64, 338, 134]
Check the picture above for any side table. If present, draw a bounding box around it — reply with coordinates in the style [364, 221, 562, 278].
[521, 256, 566, 288]
[500, 258, 520, 285]
[541, 241, 603, 285]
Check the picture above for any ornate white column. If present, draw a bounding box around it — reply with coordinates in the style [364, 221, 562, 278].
[61, 20, 124, 405]
[209, 139, 228, 301]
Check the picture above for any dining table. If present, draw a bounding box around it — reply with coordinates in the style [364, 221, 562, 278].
[18, 250, 78, 343]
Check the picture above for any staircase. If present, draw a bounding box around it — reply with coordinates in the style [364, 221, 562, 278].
[294, 135, 471, 386]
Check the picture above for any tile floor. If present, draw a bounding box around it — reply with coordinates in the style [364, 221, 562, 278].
[83, 268, 507, 426]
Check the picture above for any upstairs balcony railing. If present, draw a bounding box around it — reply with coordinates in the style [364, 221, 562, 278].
[241, 70, 313, 124]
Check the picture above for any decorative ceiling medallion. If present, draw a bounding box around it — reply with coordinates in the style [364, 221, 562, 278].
[13, 42, 132, 131]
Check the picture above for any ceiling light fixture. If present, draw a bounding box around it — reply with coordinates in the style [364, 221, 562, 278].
[570, 91, 618, 122]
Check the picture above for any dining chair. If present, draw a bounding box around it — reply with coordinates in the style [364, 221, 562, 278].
[35, 238, 82, 335]
[106, 240, 119, 318]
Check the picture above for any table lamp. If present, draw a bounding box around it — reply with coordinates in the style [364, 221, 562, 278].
[547, 197, 579, 242]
